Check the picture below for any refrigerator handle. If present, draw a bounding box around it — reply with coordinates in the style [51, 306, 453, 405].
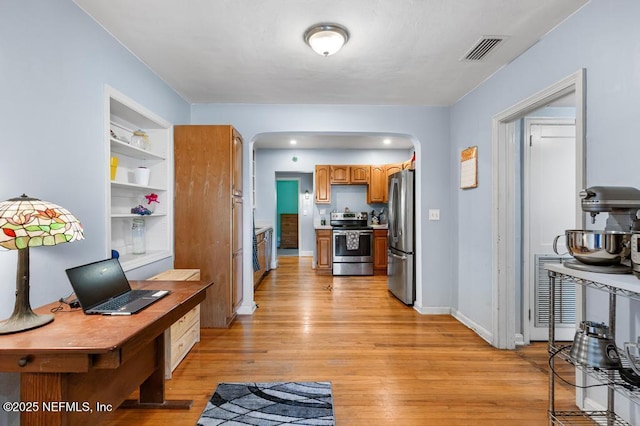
[388, 249, 407, 261]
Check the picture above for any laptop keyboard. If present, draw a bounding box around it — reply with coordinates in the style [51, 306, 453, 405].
[97, 290, 155, 311]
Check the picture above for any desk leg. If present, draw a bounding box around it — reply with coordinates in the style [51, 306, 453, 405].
[120, 333, 193, 410]
[21, 373, 65, 426]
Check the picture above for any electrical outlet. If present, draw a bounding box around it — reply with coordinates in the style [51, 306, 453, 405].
[428, 209, 440, 221]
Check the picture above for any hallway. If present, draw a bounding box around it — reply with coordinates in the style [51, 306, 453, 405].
[106, 256, 576, 425]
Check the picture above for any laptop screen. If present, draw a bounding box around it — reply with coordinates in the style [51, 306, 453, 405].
[65, 258, 131, 310]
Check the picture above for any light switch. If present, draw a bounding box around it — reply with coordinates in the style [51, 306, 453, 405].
[428, 209, 440, 221]
[319, 209, 326, 214]
[303, 210, 308, 216]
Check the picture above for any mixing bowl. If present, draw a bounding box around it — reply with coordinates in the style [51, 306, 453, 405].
[555, 230, 631, 266]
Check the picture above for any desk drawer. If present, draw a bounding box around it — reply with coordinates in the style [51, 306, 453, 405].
[170, 322, 200, 372]
[149, 268, 201, 379]
[171, 305, 200, 340]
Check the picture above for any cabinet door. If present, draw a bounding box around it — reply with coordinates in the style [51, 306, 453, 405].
[232, 196, 243, 314]
[367, 165, 386, 203]
[350, 165, 370, 184]
[385, 163, 402, 177]
[316, 230, 332, 272]
[232, 249, 243, 312]
[384, 163, 403, 202]
[315, 165, 331, 204]
[330, 165, 350, 184]
[373, 230, 388, 272]
[233, 197, 243, 252]
[232, 129, 243, 196]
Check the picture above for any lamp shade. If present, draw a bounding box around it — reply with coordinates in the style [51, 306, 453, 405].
[304, 24, 349, 56]
[0, 194, 84, 334]
[0, 194, 84, 250]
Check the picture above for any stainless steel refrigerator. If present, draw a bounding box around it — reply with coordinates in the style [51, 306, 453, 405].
[387, 169, 415, 304]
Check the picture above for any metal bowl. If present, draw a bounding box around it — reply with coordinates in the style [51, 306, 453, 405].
[563, 230, 631, 266]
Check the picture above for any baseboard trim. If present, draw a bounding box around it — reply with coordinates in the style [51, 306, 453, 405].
[236, 302, 257, 316]
[451, 309, 493, 345]
[413, 305, 451, 315]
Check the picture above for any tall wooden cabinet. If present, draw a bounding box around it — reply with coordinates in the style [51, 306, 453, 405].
[174, 125, 243, 328]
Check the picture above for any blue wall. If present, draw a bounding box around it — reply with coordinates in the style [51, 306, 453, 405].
[0, 2, 190, 423]
[4, 0, 640, 421]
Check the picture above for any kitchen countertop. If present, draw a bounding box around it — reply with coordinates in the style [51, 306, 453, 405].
[314, 224, 388, 230]
[255, 225, 273, 235]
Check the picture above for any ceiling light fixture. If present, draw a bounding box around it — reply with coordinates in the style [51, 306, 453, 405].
[304, 23, 349, 57]
[290, 140, 297, 145]
[383, 139, 391, 145]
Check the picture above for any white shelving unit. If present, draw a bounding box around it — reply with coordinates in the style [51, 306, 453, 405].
[105, 86, 173, 271]
[547, 263, 640, 425]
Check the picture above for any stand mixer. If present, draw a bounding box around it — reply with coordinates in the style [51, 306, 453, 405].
[580, 186, 640, 232]
[560, 186, 640, 274]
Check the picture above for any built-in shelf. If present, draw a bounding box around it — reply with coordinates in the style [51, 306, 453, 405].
[111, 213, 167, 219]
[105, 85, 174, 272]
[110, 137, 166, 161]
[111, 181, 166, 192]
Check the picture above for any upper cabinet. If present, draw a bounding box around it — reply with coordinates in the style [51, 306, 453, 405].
[315, 165, 331, 204]
[367, 165, 386, 204]
[329, 165, 370, 184]
[316, 162, 410, 204]
[106, 86, 173, 271]
[330, 165, 350, 184]
[385, 163, 403, 177]
[350, 165, 370, 184]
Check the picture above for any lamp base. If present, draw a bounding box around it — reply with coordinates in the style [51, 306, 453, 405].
[0, 311, 54, 335]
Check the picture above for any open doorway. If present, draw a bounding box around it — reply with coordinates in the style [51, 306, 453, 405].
[491, 69, 586, 349]
[276, 178, 299, 256]
[275, 172, 315, 258]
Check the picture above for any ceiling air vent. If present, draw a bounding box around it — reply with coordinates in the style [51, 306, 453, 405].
[461, 36, 505, 61]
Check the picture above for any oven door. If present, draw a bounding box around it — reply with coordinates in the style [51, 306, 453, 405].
[332, 229, 373, 262]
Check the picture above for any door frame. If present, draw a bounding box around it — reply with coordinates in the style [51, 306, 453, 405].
[491, 69, 586, 349]
[522, 117, 577, 344]
[275, 177, 301, 253]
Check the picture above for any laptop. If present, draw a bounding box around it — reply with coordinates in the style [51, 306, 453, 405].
[65, 258, 170, 315]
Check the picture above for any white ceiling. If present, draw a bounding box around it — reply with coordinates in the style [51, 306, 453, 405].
[253, 132, 414, 150]
[73, 0, 587, 148]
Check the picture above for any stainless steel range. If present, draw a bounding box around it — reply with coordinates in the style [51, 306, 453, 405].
[330, 212, 373, 276]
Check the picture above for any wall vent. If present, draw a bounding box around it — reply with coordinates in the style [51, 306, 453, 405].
[461, 36, 505, 61]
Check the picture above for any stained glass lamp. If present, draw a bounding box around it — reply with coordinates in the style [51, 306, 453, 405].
[0, 194, 84, 334]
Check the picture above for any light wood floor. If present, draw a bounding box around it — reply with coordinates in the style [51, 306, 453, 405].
[106, 256, 576, 425]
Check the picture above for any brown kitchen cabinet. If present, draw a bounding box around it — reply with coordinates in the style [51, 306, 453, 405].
[373, 229, 388, 275]
[280, 213, 298, 248]
[350, 165, 370, 183]
[368, 165, 386, 203]
[330, 165, 350, 184]
[174, 125, 243, 328]
[315, 165, 331, 204]
[316, 229, 332, 274]
[385, 163, 402, 178]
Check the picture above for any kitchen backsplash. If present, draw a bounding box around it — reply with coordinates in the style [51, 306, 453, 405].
[315, 185, 387, 223]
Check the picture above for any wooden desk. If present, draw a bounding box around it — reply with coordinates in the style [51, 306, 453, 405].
[0, 280, 212, 426]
